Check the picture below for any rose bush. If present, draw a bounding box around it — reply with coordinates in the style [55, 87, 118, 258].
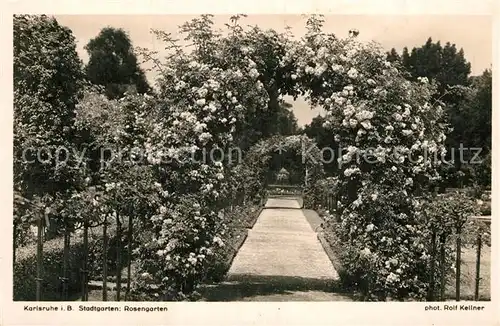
[13, 14, 88, 257]
[115, 16, 275, 299]
[277, 16, 453, 300]
[303, 176, 339, 211]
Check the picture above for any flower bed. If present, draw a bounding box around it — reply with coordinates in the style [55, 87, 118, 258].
[125, 203, 263, 301]
[316, 190, 481, 301]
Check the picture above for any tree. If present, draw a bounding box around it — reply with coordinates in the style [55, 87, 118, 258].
[399, 38, 471, 103]
[303, 115, 338, 175]
[304, 115, 329, 147]
[85, 27, 150, 99]
[470, 69, 492, 151]
[14, 15, 86, 199]
[14, 14, 87, 251]
[401, 47, 411, 67]
[445, 68, 492, 187]
[234, 99, 299, 151]
[391, 38, 487, 188]
[386, 48, 400, 63]
[275, 101, 300, 136]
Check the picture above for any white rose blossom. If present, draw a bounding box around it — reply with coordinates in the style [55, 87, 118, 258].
[347, 68, 359, 79]
[249, 68, 259, 79]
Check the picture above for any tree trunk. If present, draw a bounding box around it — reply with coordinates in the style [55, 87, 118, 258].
[439, 233, 447, 301]
[102, 214, 108, 301]
[455, 227, 462, 301]
[116, 213, 122, 301]
[61, 225, 70, 300]
[474, 234, 482, 300]
[427, 230, 437, 301]
[36, 214, 43, 301]
[126, 215, 133, 300]
[81, 219, 89, 301]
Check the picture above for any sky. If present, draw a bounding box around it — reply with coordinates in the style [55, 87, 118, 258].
[55, 15, 492, 126]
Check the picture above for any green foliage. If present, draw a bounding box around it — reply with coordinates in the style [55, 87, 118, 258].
[85, 27, 150, 99]
[14, 237, 84, 301]
[423, 191, 479, 234]
[303, 114, 339, 175]
[457, 70, 491, 154]
[13, 14, 86, 198]
[395, 38, 471, 101]
[276, 101, 300, 136]
[13, 225, 123, 301]
[388, 39, 490, 190]
[441, 69, 491, 188]
[386, 48, 400, 63]
[303, 177, 339, 210]
[469, 69, 493, 150]
[13, 15, 89, 263]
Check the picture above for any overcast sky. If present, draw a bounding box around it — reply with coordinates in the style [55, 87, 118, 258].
[55, 15, 492, 126]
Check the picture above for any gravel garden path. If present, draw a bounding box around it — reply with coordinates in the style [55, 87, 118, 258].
[200, 198, 353, 301]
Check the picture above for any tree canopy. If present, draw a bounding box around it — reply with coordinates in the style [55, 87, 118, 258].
[387, 38, 490, 187]
[388, 38, 471, 102]
[85, 27, 150, 99]
[14, 14, 86, 199]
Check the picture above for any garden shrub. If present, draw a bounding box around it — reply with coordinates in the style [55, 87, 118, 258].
[303, 177, 339, 210]
[284, 23, 453, 300]
[130, 199, 262, 301]
[323, 190, 479, 301]
[14, 234, 87, 301]
[14, 223, 128, 301]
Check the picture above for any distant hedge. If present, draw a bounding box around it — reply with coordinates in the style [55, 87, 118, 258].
[14, 223, 129, 301]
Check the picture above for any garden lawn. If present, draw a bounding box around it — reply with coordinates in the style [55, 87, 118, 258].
[445, 245, 491, 301]
[302, 209, 324, 231]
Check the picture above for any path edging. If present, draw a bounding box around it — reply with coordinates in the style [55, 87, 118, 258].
[225, 230, 249, 272]
[223, 204, 265, 280]
[246, 205, 265, 229]
[317, 232, 345, 278]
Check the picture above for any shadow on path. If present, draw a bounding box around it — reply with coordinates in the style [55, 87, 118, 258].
[199, 274, 354, 301]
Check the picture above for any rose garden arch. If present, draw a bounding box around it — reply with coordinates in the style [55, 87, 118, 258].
[128, 14, 449, 301]
[243, 134, 324, 188]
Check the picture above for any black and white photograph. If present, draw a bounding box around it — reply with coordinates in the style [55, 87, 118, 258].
[6, 4, 496, 324]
